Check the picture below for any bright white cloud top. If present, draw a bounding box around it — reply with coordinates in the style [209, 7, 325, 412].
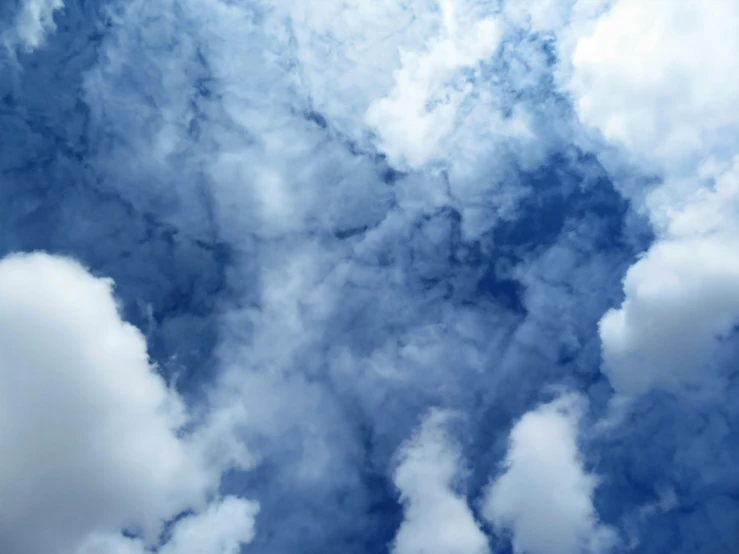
[392, 410, 489, 554]
[569, 1, 739, 396]
[0, 253, 257, 554]
[483, 395, 614, 554]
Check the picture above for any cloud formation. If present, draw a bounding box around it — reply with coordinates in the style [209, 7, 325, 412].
[76, 496, 258, 554]
[392, 410, 489, 554]
[569, 0, 739, 171]
[365, 0, 502, 169]
[3, 0, 739, 553]
[0, 253, 256, 554]
[483, 395, 614, 554]
[565, 0, 739, 396]
[3, 0, 64, 51]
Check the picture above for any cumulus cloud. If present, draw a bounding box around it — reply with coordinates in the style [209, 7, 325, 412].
[0, 252, 257, 554]
[270, 0, 555, 240]
[565, 0, 739, 395]
[569, 0, 739, 172]
[600, 157, 739, 395]
[3, 0, 64, 51]
[483, 395, 615, 554]
[600, 235, 739, 395]
[365, 0, 502, 169]
[392, 410, 489, 554]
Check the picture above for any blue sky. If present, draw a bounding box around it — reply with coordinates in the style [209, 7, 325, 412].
[1, 1, 739, 553]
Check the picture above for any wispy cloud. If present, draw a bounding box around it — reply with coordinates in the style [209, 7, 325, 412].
[3, 0, 64, 51]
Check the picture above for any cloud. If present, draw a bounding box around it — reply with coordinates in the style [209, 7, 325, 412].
[365, 0, 502, 169]
[3, 0, 64, 51]
[392, 410, 489, 554]
[76, 496, 258, 554]
[267, 0, 558, 240]
[599, 157, 739, 396]
[569, 0, 739, 172]
[563, 1, 739, 395]
[483, 394, 615, 554]
[74, 1, 638, 551]
[600, 233, 739, 395]
[0, 252, 257, 554]
[7, 0, 739, 552]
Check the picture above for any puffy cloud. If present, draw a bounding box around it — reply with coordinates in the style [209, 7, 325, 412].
[365, 0, 502, 169]
[599, 160, 739, 397]
[600, 157, 739, 393]
[0, 252, 257, 554]
[566, 0, 739, 395]
[569, 0, 739, 172]
[483, 395, 615, 554]
[3, 0, 64, 51]
[392, 410, 489, 554]
[600, 234, 739, 395]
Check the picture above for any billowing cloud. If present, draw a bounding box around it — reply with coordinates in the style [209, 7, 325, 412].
[365, 0, 502, 169]
[599, 158, 739, 395]
[0, 252, 257, 554]
[565, 0, 739, 395]
[600, 231, 739, 395]
[483, 395, 615, 554]
[392, 410, 489, 554]
[569, 0, 739, 172]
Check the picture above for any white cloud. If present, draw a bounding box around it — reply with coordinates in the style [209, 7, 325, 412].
[483, 395, 615, 554]
[565, 1, 739, 396]
[600, 233, 739, 396]
[392, 410, 490, 554]
[76, 495, 258, 554]
[3, 0, 64, 51]
[600, 160, 739, 395]
[156, 495, 257, 554]
[365, 0, 502, 169]
[569, 0, 739, 172]
[279, 0, 437, 140]
[0, 252, 257, 554]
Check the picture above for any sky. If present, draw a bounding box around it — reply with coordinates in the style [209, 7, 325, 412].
[0, 0, 738, 553]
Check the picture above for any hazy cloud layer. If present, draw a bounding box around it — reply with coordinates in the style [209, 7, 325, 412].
[2, 0, 64, 51]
